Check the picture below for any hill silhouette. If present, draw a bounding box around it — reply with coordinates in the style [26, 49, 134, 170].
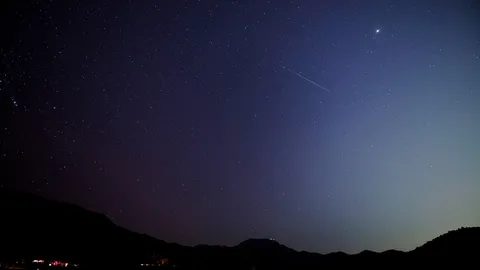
[237, 238, 296, 253]
[0, 190, 185, 269]
[411, 227, 480, 257]
[1, 190, 479, 269]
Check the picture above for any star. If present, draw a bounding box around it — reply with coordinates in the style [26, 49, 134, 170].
[375, 29, 380, 34]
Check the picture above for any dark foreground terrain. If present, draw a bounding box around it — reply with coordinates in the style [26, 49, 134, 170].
[1, 190, 479, 269]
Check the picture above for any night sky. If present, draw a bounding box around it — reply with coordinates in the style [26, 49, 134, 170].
[1, 0, 480, 254]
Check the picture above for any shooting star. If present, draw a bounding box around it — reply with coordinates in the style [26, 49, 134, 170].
[281, 65, 331, 93]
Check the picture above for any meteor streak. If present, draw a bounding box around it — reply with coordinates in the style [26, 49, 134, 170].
[282, 65, 331, 93]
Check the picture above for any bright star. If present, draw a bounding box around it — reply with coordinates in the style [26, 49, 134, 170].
[375, 29, 380, 34]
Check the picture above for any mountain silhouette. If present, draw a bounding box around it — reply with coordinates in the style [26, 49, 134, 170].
[1, 189, 479, 269]
[0, 190, 185, 268]
[412, 227, 480, 257]
[236, 238, 295, 253]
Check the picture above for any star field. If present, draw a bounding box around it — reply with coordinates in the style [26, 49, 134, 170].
[1, 0, 479, 254]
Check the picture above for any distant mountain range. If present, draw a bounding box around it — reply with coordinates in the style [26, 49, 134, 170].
[1, 190, 479, 269]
